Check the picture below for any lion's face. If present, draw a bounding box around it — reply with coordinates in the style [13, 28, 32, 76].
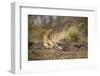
[43, 29, 53, 40]
[42, 29, 62, 49]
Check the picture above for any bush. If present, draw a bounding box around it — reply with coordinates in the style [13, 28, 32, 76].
[65, 26, 79, 42]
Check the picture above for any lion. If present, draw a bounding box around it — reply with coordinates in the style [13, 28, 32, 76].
[43, 29, 62, 49]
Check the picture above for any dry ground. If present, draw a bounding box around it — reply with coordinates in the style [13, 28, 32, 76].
[28, 42, 88, 60]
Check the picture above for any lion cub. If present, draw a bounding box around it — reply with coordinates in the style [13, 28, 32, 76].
[43, 30, 62, 49]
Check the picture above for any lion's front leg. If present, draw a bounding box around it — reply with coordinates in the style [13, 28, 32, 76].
[54, 43, 62, 50]
[43, 42, 50, 48]
[47, 40, 54, 48]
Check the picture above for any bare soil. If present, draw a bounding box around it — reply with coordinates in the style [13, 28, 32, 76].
[28, 42, 88, 60]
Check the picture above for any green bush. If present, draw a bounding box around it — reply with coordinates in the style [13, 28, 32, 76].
[65, 26, 79, 42]
[68, 31, 78, 42]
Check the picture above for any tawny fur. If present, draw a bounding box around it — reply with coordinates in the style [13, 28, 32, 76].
[43, 30, 62, 49]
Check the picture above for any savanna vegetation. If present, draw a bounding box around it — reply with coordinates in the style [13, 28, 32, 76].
[28, 15, 88, 60]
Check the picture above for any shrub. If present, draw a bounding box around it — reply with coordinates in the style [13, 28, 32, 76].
[65, 26, 79, 42]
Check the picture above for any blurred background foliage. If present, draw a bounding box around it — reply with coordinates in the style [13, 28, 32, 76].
[28, 15, 88, 45]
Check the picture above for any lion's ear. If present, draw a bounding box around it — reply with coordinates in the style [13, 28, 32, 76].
[43, 30, 46, 34]
[43, 31, 46, 34]
[49, 30, 53, 34]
